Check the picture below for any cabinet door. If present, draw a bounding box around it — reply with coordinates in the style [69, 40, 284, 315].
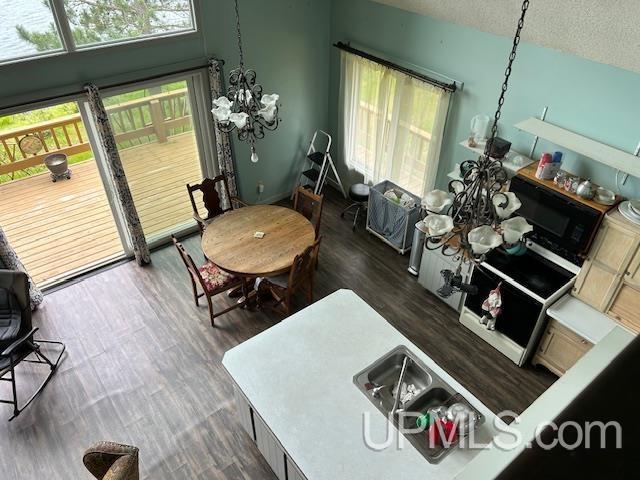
[608, 283, 640, 333]
[234, 385, 255, 440]
[253, 413, 287, 480]
[287, 457, 307, 480]
[572, 261, 620, 310]
[589, 220, 638, 273]
[418, 248, 469, 312]
[534, 321, 592, 376]
[625, 247, 640, 288]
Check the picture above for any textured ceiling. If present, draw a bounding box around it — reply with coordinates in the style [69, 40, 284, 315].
[371, 0, 640, 74]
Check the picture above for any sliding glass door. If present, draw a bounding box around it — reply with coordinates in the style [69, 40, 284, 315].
[0, 100, 125, 286]
[95, 72, 215, 243]
[0, 69, 216, 287]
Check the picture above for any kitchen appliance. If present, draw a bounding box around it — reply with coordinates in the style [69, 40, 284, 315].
[458, 169, 605, 366]
[508, 175, 602, 265]
[576, 178, 597, 200]
[408, 221, 428, 275]
[460, 246, 576, 366]
[487, 137, 511, 159]
[470, 114, 491, 142]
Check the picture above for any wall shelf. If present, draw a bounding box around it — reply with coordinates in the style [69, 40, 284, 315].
[515, 117, 640, 179]
[458, 140, 535, 176]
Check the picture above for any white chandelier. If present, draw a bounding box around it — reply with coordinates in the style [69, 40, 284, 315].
[211, 0, 280, 163]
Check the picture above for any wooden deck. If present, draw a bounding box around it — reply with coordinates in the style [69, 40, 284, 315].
[0, 132, 203, 285]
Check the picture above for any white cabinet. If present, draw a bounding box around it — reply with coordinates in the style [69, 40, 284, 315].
[233, 385, 254, 439]
[532, 318, 593, 376]
[418, 245, 472, 312]
[233, 381, 307, 480]
[286, 457, 306, 480]
[254, 413, 287, 480]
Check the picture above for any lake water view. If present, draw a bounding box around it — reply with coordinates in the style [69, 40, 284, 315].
[0, 0, 60, 61]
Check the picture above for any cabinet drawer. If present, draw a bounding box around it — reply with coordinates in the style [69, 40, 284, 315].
[548, 319, 593, 349]
[608, 283, 640, 334]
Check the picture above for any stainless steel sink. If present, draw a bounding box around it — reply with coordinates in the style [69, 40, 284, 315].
[353, 345, 484, 464]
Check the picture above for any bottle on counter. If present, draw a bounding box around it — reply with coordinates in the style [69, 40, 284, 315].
[552, 151, 563, 164]
[536, 152, 562, 180]
[535, 153, 552, 179]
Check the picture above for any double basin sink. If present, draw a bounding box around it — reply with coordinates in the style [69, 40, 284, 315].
[353, 345, 484, 464]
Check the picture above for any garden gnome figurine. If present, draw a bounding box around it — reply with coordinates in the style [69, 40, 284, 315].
[479, 282, 503, 331]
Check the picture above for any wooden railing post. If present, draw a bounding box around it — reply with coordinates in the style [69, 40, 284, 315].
[149, 99, 167, 143]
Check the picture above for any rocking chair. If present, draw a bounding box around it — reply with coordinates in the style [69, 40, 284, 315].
[0, 270, 65, 420]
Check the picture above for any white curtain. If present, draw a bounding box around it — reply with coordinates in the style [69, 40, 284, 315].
[340, 51, 451, 197]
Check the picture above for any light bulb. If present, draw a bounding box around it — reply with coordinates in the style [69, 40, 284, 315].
[251, 148, 259, 163]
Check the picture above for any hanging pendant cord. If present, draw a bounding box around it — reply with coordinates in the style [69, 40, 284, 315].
[484, 0, 530, 161]
[234, 0, 245, 69]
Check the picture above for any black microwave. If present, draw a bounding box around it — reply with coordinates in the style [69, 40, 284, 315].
[509, 175, 602, 266]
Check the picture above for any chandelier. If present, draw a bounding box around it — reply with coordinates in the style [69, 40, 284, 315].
[422, 0, 533, 297]
[211, 0, 280, 163]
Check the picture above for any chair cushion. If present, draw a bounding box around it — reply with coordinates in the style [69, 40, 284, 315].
[0, 288, 21, 344]
[349, 183, 370, 202]
[197, 262, 237, 292]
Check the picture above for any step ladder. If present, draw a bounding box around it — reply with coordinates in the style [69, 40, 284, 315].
[294, 130, 346, 198]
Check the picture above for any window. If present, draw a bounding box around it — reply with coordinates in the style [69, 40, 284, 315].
[340, 51, 451, 196]
[0, 0, 64, 63]
[0, 0, 195, 65]
[63, 0, 195, 47]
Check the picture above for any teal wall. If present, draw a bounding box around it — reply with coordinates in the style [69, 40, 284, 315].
[0, 0, 331, 204]
[5, 0, 640, 203]
[328, 0, 640, 198]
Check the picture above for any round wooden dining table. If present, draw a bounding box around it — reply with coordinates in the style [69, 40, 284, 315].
[201, 205, 316, 277]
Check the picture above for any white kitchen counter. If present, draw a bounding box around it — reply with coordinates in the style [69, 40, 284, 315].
[223, 289, 502, 480]
[547, 294, 618, 344]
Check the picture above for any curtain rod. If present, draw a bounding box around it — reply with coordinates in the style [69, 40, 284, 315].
[0, 60, 219, 113]
[333, 42, 457, 92]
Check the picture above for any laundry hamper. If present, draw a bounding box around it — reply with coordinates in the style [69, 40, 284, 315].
[366, 180, 421, 254]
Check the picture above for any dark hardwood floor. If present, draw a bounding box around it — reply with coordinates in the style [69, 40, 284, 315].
[0, 188, 555, 479]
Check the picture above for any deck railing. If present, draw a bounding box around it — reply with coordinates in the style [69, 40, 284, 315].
[352, 101, 432, 194]
[0, 88, 192, 177]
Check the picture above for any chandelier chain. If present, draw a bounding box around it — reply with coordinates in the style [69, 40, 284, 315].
[485, 0, 530, 160]
[211, 0, 281, 160]
[234, 0, 244, 68]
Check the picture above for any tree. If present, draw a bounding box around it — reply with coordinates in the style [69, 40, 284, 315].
[18, 0, 191, 51]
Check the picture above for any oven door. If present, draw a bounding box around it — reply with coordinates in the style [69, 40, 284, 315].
[509, 176, 601, 260]
[464, 266, 543, 348]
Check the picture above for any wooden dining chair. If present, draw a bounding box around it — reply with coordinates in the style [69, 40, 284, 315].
[187, 175, 247, 235]
[172, 235, 247, 326]
[293, 186, 324, 238]
[258, 237, 322, 316]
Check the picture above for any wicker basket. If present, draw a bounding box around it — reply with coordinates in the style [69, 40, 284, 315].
[366, 180, 421, 254]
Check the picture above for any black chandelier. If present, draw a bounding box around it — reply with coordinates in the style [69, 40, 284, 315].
[422, 0, 533, 297]
[211, 0, 281, 163]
